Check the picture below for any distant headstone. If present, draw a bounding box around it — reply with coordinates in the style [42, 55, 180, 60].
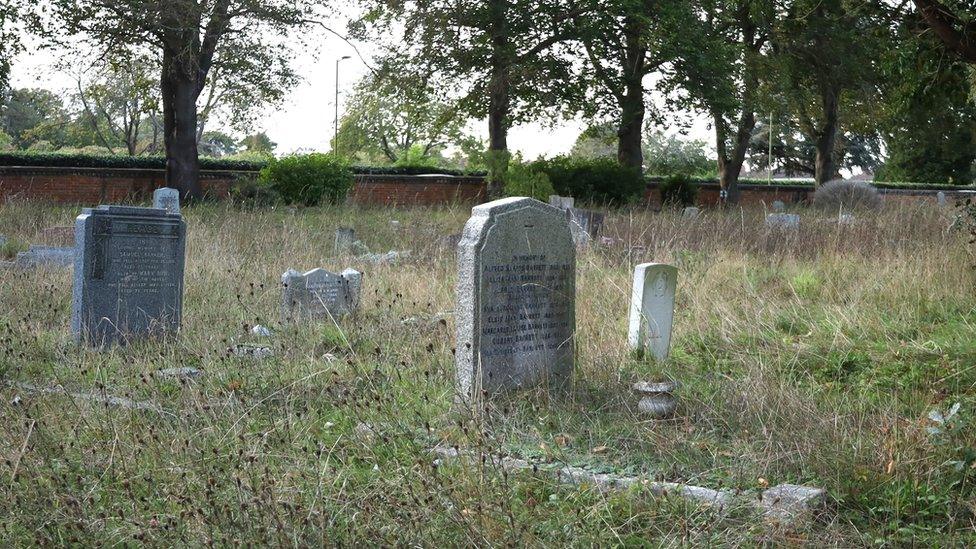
[568, 208, 605, 245]
[682, 207, 700, 218]
[628, 263, 677, 361]
[549, 195, 575, 210]
[72, 206, 186, 346]
[15, 245, 74, 268]
[765, 213, 800, 229]
[937, 191, 947, 207]
[335, 227, 356, 255]
[772, 200, 786, 213]
[838, 213, 855, 225]
[281, 267, 363, 322]
[153, 187, 181, 215]
[456, 197, 576, 397]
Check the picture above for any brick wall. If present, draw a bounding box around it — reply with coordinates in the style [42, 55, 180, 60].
[0, 166, 487, 206]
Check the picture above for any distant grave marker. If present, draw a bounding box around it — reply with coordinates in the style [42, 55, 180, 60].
[281, 267, 363, 322]
[628, 263, 677, 361]
[71, 206, 186, 346]
[153, 187, 181, 215]
[456, 197, 576, 397]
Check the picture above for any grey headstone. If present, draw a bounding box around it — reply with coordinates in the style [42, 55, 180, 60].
[15, 245, 74, 268]
[567, 208, 605, 246]
[628, 263, 677, 361]
[682, 207, 700, 218]
[335, 227, 356, 255]
[765, 213, 800, 229]
[771, 200, 786, 213]
[71, 205, 186, 346]
[281, 267, 363, 322]
[153, 187, 181, 215]
[456, 197, 576, 397]
[761, 484, 827, 525]
[549, 195, 575, 210]
[937, 191, 947, 207]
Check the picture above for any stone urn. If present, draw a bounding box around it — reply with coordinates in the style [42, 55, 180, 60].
[633, 380, 678, 419]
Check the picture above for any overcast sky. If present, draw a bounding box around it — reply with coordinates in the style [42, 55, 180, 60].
[9, 11, 713, 160]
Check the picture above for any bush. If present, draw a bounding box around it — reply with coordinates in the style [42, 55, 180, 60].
[229, 176, 281, 208]
[259, 153, 354, 206]
[527, 156, 645, 205]
[813, 180, 882, 211]
[503, 161, 555, 202]
[659, 174, 698, 207]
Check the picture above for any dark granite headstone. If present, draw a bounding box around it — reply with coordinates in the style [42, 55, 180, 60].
[71, 206, 186, 346]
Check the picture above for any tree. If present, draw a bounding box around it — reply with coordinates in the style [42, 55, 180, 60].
[747, 120, 883, 178]
[912, 0, 976, 63]
[240, 132, 277, 156]
[569, 124, 617, 159]
[643, 129, 714, 176]
[0, 2, 21, 95]
[334, 61, 467, 165]
[353, 0, 586, 196]
[0, 88, 71, 149]
[35, 0, 330, 199]
[571, 0, 701, 170]
[74, 54, 160, 156]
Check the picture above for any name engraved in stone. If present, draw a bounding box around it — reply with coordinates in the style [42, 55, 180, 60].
[109, 240, 177, 297]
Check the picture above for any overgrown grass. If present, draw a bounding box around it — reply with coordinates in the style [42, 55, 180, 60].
[0, 200, 974, 545]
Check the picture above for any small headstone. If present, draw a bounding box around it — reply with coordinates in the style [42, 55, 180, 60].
[15, 245, 74, 268]
[682, 207, 700, 218]
[389, 220, 401, 231]
[72, 206, 186, 346]
[760, 484, 827, 525]
[232, 345, 274, 359]
[456, 197, 576, 397]
[335, 227, 356, 255]
[549, 195, 575, 210]
[838, 213, 855, 225]
[567, 208, 605, 246]
[251, 325, 272, 337]
[153, 187, 181, 215]
[628, 263, 677, 361]
[765, 213, 800, 229]
[281, 267, 363, 322]
[937, 191, 947, 207]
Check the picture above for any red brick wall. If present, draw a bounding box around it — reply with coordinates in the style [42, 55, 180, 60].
[0, 167, 487, 206]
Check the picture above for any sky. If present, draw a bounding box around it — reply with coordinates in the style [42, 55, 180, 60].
[8, 10, 714, 160]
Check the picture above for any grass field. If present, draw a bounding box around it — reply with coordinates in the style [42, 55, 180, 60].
[1, 200, 975, 546]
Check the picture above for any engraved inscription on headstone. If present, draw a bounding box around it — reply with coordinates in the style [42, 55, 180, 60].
[71, 206, 186, 346]
[335, 228, 356, 255]
[628, 263, 677, 361]
[281, 267, 363, 322]
[456, 197, 576, 397]
[153, 187, 181, 215]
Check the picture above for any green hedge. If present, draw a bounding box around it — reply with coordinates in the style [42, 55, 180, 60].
[647, 175, 976, 192]
[529, 156, 645, 204]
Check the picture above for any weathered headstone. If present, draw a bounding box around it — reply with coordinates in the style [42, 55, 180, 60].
[771, 200, 786, 213]
[72, 206, 186, 346]
[549, 195, 575, 210]
[15, 245, 74, 268]
[281, 267, 363, 322]
[568, 208, 605, 245]
[682, 207, 700, 218]
[456, 197, 576, 397]
[628, 263, 677, 361]
[765, 213, 800, 229]
[937, 191, 947, 207]
[153, 187, 181, 215]
[334, 227, 356, 255]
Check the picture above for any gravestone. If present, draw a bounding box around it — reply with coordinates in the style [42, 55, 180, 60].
[153, 187, 181, 215]
[765, 213, 800, 229]
[335, 227, 356, 255]
[682, 207, 700, 218]
[568, 208, 606, 245]
[937, 191, 947, 207]
[72, 206, 186, 346]
[628, 263, 677, 361]
[281, 267, 363, 322]
[456, 197, 576, 397]
[772, 200, 786, 213]
[15, 245, 74, 268]
[549, 195, 575, 210]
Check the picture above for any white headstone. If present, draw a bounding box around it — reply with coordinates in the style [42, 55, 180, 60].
[153, 187, 181, 215]
[628, 263, 677, 361]
[937, 191, 947, 207]
[456, 197, 576, 397]
[281, 267, 363, 322]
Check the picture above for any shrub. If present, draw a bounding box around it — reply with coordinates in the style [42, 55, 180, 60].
[659, 174, 698, 207]
[813, 180, 882, 211]
[229, 176, 281, 208]
[503, 161, 555, 202]
[528, 156, 645, 205]
[259, 153, 354, 206]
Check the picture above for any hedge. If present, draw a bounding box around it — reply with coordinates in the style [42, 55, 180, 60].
[647, 175, 976, 192]
[0, 151, 486, 177]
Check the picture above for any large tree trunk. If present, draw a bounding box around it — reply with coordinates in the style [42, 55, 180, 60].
[486, 0, 511, 199]
[617, 16, 646, 170]
[714, 113, 752, 205]
[161, 50, 202, 200]
[814, 85, 840, 187]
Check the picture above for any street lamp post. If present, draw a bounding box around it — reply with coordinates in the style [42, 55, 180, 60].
[334, 55, 352, 150]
